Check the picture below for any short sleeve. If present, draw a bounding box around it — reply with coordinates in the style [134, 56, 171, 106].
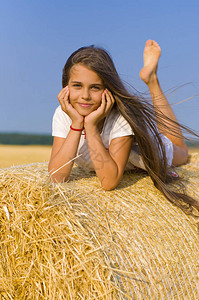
[52, 105, 71, 138]
[160, 134, 173, 167]
[109, 114, 134, 143]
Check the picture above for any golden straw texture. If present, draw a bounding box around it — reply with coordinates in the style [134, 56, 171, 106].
[0, 154, 199, 299]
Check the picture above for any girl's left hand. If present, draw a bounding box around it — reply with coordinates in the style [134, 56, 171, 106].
[84, 89, 115, 129]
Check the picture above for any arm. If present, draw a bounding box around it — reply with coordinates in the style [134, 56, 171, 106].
[48, 132, 82, 182]
[86, 130, 133, 190]
[84, 90, 133, 190]
[48, 87, 84, 182]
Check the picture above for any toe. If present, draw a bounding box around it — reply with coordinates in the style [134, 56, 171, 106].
[145, 39, 153, 46]
[153, 40, 160, 47]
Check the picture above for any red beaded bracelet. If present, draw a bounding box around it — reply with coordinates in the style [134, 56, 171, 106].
[70, 125, 84, 131]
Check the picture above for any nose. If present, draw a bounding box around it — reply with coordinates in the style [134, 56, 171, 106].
[81, 88, 91, 101]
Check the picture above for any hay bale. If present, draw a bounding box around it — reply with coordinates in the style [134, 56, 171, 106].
[0, 154, 199, 299]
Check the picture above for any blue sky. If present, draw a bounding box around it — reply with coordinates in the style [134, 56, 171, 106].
[0, 0, 199, 135]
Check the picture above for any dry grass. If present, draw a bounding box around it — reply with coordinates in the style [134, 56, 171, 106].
[0, 152, 199, 299]
[0, 145, 198, 169]
[0, 145, 51, 168]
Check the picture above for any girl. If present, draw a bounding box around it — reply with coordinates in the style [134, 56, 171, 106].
[48, 40, 199, 211]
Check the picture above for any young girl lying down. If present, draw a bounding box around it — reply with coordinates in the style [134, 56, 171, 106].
[49, 40, 199, 211]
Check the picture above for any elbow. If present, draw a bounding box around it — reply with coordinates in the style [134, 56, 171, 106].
[48, 166, 68, 184]
[48, 173, 68, 184]
[100, 169, 123, 191]
[101, 178, 120, 191]
[101, 185, 115, 191]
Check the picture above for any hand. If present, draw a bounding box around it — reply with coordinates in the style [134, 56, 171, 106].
[57, 86, 84, 127]
[84, 89, 115, 129]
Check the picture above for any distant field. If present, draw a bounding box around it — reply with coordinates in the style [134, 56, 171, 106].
[0, 145, 198, 169]
[187, 146, 199, 154]
[0, 145, 52, 168]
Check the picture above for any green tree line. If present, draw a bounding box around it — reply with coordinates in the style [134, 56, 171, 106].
[0, 132, 198, 147]
[0, 133, 53, 145]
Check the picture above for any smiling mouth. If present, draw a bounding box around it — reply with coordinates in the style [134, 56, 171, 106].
[78, 103, 93, 108]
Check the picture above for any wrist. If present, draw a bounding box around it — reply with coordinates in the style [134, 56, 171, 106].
[70, 126, 84, 133]
[84, 124, 99, 136]
[71, 121, 84, 130]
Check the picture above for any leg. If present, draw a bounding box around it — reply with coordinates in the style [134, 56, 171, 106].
[139, 40, 188, 166]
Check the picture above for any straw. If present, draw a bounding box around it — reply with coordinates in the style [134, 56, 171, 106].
[0, 153, 199, 299]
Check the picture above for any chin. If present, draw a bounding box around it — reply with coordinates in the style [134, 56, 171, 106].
[77, 110, 93, 117]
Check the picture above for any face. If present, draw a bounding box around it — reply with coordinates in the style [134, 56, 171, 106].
[68, 64, 105, 116]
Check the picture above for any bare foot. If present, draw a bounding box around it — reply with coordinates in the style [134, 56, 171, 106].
[139, 40, 161, 86]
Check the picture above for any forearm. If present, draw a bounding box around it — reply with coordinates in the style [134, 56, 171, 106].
[48, 130, 82, 182]
[86, 129, 121, 190]
[148, 75, 187, 149]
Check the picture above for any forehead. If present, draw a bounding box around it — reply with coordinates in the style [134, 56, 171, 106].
[69, 64, 103, 83]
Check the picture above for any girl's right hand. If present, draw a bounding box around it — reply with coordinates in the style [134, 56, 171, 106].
[57, 86, 84, 128]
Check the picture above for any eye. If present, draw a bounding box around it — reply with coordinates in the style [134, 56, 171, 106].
[72, 83, 82, 88]
[91, 85, 101, 91]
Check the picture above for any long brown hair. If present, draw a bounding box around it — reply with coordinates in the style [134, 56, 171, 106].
[62, 45, 199, 212]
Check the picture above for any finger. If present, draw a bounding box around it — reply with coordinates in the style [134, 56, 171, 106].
[59, 91, 70, 112]
[104, 90, 114, 113]
[57, 86, 68, 98]
[100, 92, 108, 111]
[60, 89, 70, 107]
[59, 97, 67, 110]
[106, 89, 115, 104]
[105, 90, 115, 110]
[57, 87, 69, 105]
[63, 89, 70, 102]
[58, 90, 67, 104]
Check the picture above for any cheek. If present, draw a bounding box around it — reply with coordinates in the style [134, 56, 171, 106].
[93, 92, 103, 103]
[69, 89, 79, 102]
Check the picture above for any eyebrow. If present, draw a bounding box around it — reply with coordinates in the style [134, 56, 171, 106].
[71, 81, 104, 87]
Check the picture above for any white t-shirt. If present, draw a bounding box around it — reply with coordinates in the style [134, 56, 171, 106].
[52, 105, 173, 171]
